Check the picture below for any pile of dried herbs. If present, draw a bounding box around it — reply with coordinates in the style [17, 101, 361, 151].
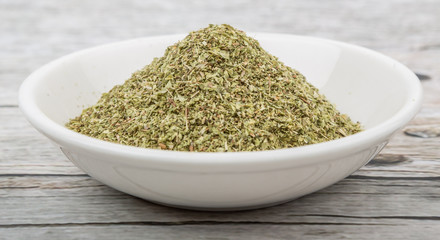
[67, 24, 362, 152]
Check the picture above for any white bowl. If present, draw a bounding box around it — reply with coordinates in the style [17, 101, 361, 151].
[19, 33, 422, 210]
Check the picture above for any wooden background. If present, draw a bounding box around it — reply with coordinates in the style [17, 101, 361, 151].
[1, 0, 439, 239]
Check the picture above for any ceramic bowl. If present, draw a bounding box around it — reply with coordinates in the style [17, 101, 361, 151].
[19, 33, 422, 210]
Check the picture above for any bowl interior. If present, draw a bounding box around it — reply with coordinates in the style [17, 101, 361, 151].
[27, 34, 416, 132]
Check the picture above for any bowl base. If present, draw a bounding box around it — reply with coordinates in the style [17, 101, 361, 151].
[146, 197, 300, 212]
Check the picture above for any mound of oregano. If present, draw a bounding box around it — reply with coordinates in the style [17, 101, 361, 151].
[67, 24, 362, 152]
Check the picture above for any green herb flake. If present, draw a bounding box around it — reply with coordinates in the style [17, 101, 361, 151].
[66, 24, 363, 152]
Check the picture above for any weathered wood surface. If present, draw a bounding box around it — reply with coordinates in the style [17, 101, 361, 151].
[1, 0, 440, 239]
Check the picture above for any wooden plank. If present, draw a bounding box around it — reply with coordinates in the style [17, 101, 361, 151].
[2, 0, 440, 106]
[1, 176, 439, 225]
[1, 223, 440, 240]
[0, 107, 82, 175]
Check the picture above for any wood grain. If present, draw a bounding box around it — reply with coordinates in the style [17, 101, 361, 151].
[1, 223, 440, 240]
[2, 0, 440, 106]
[1, 176, 440, 225]
[1, 0, 440, 239]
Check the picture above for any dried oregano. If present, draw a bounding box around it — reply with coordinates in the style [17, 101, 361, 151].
[67, 24, 362, 152]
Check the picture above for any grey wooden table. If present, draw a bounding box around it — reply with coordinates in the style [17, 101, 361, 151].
[1, 0, 440, 239]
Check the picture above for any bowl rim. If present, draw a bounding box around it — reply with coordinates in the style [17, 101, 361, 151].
[18, 33, 423, 166]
